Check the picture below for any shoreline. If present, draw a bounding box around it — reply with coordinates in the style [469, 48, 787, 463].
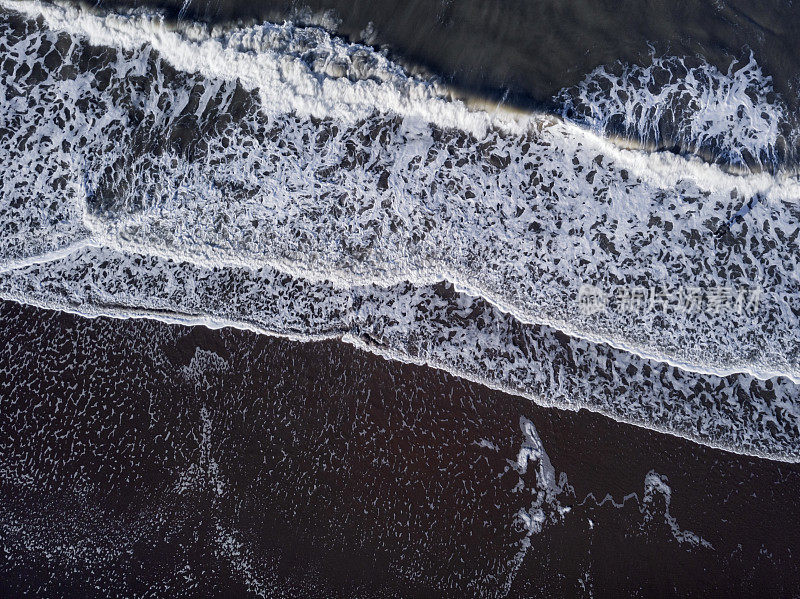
[1, 299, 798, 596]
[1, 288, 797, 464]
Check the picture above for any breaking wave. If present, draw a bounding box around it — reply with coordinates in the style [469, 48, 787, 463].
[557, 51, 797, 171]
[0, 1, 798, 460]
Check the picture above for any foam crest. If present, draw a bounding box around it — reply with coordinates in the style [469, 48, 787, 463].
[557, 52, 795, 169]
[1, 0, 509, 136]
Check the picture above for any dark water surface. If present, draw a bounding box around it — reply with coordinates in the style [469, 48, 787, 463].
[1, 301, 799, 597]
[96, 0, 800, 110]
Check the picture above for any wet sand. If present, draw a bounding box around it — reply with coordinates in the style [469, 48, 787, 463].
[1, 300, 798, 597]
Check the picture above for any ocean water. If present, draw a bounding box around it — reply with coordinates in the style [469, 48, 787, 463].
[0, 1, 798, 459]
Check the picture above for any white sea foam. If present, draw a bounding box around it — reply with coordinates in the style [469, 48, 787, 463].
[1, 2, 799, 459]
[506, 416, 570, 592]
[1, 0, 507, 136]
[578, 471, 712, 549]
[557, 51, 795, 169]
[1, 244, 797, 461]
[641, 471, 713, 549]
[504, 418, 712, 590]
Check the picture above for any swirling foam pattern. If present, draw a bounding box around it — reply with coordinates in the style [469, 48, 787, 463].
[0, 1, 798, 460]
[557, 52, 796, 169]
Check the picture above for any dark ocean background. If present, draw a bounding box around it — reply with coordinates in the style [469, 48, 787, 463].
[100, 0, 800, 111]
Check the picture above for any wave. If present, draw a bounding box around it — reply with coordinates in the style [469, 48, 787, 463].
[556, 51, 797, 171]
[1, 244, 798, 461]
[0, 1, 799, 459]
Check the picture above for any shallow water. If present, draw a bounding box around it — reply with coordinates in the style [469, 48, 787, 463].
[1, 301, 799, 597]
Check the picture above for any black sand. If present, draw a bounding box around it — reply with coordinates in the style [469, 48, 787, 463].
[1, 301, 798, 597]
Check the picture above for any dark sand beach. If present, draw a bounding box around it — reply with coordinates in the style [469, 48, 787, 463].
[1, 301, 798, 597]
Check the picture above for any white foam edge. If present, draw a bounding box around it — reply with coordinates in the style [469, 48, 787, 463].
[85, 229, 800, 385]
[5, 0, 800, 198]
[1, 288, 796, 463]
[0, 0, 516, 137]
[0, 238, 95, 274]
[1, 244, 798, 464]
